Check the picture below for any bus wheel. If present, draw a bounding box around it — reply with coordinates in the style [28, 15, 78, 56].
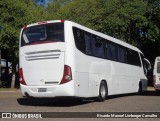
[138, 82, 143, 95]
[97, 81, 107, 102]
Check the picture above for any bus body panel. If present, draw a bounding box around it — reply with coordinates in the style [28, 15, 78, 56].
[73, 48, 145, 97]
[20, 80, 74, 97]
[153, 57, 160, 90]
[21, 43, 65, 86]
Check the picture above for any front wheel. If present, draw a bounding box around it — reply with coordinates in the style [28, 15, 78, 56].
[96, 81, 108, 102]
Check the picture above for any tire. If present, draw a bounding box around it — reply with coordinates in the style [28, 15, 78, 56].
[96, 81, 108, 102]
[138, 82, 143, 95]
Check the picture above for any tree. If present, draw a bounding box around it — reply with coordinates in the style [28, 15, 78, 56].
[0, 0, 47, 88]
[46, 0, 160, 64]
[140, 0, 160, 64]
[47, 0, 147, 45]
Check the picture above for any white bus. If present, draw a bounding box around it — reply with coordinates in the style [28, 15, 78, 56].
[19, 20, 148, 101]
[153, 57, 160, 95]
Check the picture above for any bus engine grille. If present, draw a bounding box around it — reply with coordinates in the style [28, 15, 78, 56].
[25, 50, 61, 61]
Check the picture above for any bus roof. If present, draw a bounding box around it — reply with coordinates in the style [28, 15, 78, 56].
[23, 20, 142, 53]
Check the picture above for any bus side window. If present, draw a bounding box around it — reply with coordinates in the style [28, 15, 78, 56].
[73, 27, 85, 53]
[127, 49, 141, 66]
[92, 36, 105, 58]
[105, 43, 117, 61]
[116, 45, 125, 63]
[84, 32, 93, 55]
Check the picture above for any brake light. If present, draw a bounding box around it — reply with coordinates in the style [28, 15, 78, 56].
[19, 68, 27, 85]
[23, 25, 27, 29]
[61, 20, 64, 23]
[60, 65, 72, 84]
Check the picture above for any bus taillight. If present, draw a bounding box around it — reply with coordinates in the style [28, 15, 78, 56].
[60, 65, 72, 84]
[61, 20, 64, 23]
[19, 68, 27, 85]
[23, 25, 27, 29]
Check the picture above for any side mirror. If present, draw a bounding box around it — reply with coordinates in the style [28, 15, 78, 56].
[144, 58, 151, 71]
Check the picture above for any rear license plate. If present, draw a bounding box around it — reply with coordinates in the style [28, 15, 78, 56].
[38, 88, 47, 92]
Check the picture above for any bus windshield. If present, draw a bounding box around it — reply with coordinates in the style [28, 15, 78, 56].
[21, 23, 64, 46]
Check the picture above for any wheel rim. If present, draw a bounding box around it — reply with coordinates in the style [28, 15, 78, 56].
[100, 85, 106, 98]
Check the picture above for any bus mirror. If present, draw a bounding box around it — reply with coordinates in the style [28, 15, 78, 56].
[144, 58, 151, 71]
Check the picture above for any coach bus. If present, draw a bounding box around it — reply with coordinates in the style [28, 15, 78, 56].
[19, 20, 148, 101]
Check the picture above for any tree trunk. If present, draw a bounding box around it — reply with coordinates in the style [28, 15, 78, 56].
[11, 72, 15, 88]
[11, 62, 16, 88]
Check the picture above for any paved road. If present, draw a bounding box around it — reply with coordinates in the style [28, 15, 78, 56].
[0, 88, 160, 121]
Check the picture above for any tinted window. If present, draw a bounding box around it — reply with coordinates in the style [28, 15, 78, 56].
[117, 46, 126, 63]
[21, 23, 64, 46]
[105, 43, 117, 61]
[73, 27, 105, 58]
[157, 62, 160, 73]
[73, 27, 141, 67]
[73, 27, 85, 53]
[127, 49, 141, 66]
[84, 32, 93, 55]
[92, 36, 105, 58]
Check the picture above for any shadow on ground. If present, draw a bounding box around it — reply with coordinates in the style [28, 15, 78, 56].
[17, 90, 158, 107]
[17, 97, 94, 107]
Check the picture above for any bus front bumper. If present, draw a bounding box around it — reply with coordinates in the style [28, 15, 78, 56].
[20, 80, 74, 98]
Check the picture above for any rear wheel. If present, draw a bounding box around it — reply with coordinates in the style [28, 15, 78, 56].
[96, 81, 108, 102]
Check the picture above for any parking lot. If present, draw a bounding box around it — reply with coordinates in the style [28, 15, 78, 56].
[0, 87, 160, 121]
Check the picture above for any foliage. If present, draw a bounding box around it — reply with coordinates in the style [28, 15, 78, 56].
[47, 0, 160, 63]
[48, 0, 147, 45]
[0, 0, 46, 59]
[0, 0, 47, 88]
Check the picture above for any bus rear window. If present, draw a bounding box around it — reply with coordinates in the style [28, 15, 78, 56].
[21, 23, 64, 46]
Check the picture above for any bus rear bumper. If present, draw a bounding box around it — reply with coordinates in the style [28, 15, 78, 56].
[20, 80, 74, 98]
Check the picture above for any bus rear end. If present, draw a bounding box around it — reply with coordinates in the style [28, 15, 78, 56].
[19, 20, 74, 97]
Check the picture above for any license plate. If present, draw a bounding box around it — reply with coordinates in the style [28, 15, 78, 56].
[38, 88, 47, 92]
